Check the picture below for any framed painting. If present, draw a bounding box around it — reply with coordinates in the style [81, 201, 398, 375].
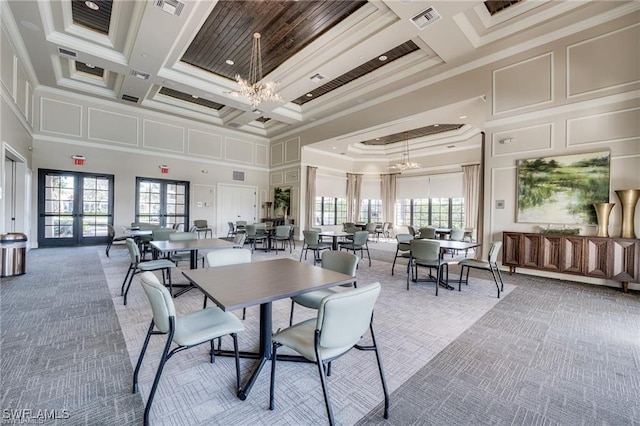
[517, 151, 610, 224]
[273, 186, 291, 218]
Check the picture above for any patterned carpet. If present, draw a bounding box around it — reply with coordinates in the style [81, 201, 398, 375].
[1, 240, 638, 425]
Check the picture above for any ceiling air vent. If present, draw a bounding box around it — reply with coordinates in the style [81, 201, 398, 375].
[232, 171, 245, 182]
[131, 70, 150, 80]
[57, 47, 77, 58]
[411, 7, 441, 30]
[227, 122, 242, 128]
[154, 0, 185, 16]
[310, 73, 326, 83]
[122, 94, 139, 103]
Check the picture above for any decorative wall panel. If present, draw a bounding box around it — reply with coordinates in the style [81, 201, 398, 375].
[284, 137, 300, 163]
[188, 129, 223, 159]
[270, 172, 284, 186]
[271, 142, 284, 166]
[255, 144, 268, 166]
[40, 98, 82, 137]
[567, 24, 640, 97]
[143, 120, 184, 152]
[567, 107, 640, 146]
[493, 52, 553, 114]
[0, 29, 14, 97]
[15, 61, 27, 117]
[88, 108, 138, 146]
[225, 137, 253, 164]
[492, 123, 553, 156]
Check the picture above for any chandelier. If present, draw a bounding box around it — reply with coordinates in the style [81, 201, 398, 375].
[389, 133, 421, 170]
[229, 32, 281, 109]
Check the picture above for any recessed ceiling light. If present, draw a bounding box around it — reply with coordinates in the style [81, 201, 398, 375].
[447, 145, 455, 149]
[375, 138, 380, 140]
[306, 93, 313, 97]
[378, 55, 388, 61]
[141, 53, 148, 58]
[85, 64, 96, 69]
[20, 20, 40, 31]
[332, 146, 337, 150]
[225, 59, 234, 65]
[192, 95, 199, 99]
[84, 1, 99, 11]
[459, 115, 467, 119]
[433, 124, 439, 127]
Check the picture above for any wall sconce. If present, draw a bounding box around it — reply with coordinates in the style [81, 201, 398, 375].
[72, 155, 86, 165]
[159, 165, 169, 174]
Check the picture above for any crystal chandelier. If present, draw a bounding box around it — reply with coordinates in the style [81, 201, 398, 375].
[229, 32, 281, 109]
[389, 133, 421, 170]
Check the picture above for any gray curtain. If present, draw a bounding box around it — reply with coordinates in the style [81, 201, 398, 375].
[306, 166, 317, 230]
[380, 173, 397, 224]
[346, 173, 363, 222]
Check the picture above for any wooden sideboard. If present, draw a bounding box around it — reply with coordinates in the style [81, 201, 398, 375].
[502, 232, 640, 292]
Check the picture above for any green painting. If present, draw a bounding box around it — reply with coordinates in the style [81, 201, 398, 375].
[517, 151, 610, 224]
[274, 186, 291, 218]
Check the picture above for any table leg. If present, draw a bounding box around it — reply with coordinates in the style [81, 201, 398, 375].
[237, 302, 272, 400]
[332, 236, 339, 251]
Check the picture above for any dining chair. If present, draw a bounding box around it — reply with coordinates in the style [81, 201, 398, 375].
[448, 228, 467, 257]
[339, 230, 371, 267]
[227, 221, 237, 238]
[151, 227, 176, 258]
[383, 222, 394, 238]
[106, 224, 127, 257]
[407, 239, 447, 295]
[418, 226, 436, 239]
[407, 225, 418, 238]
[300, 230, 331, 264]
[205, 248, 252, 318]
[121, 238, 176, 305]
[232, 231, 247, 247]
[245, 224, 268, 253]
[289, 250, 358, 326]
[133, 272, 244, 426]
[391, 233, 412, 275]
[458, 241, 504, 298]
[167, 232, 205, 268]
[270, 282, 389, 425]
[271, 225, 293, 254]
[365, 222, 378, 241]
[235, 221, 247, 232]
[193, 220, 213, 239]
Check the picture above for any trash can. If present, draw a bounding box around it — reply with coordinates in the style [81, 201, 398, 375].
[1, 232, 27, 277]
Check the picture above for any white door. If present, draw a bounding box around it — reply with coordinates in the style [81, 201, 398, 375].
[217, 184, 257, 237]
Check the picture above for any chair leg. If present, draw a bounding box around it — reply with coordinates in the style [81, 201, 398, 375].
[232, 333, 242, 394]
[365, 244, 371, 266]
[123, 270, 138, 305]
[121, 265, 133, 296]
[143, 327, 174, 426]
[269, 343, 279, 410]
[106, 241, 112, 257]
[210, 339, 216, 363]
[132, 321, 154, 394]
[315, 354, 335, 425]
[496, 265, 505, 291]
[391, 248, 399, 275]
[289, 299, 296, 326]
[242, 308, 246, 320]
[490, 268, 501, 298]
[369, 323, 390, 419]
[458, 266, 465, 291]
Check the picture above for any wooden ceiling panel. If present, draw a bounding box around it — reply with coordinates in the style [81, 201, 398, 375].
[360, 124, 465, 145]
[181, 1, 366, 81]
[71, 0, 112, 35]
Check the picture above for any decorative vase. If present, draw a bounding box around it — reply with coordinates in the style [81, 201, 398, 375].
[615, 189, 640, 238]
[593, 203, 615, 237]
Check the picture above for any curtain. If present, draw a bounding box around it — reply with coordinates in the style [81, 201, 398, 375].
[346, 173, 363, 222]
[463, 162, 482, 259]
[380, 173, 397, 224]
[305, 166, 317, 230]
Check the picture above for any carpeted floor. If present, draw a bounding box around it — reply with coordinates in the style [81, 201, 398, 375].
[2, 240, 639, 425]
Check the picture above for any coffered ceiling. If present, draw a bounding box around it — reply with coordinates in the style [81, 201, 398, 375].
[3, 0, 635, 157]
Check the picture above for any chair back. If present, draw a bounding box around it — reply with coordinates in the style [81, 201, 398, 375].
[449, 228, 465, 241]
[344, 224, 359, 234]
[236, 221, 247, 229]
[365, 222, 377, 232]
[194, 220, 208, 228]
[316, 282, 381, 349]
[321, 251, 358, 283]
[396, 234, 412, 250]
[410, 239, 440, 261]
[352, 230, 369, 246]
[228, 222, 235, 232]
[152, 227, 176, 241]
[487, 241, 503, 263]
[407, 225, 417, 237]
[233, 232, 247, 246]
[171, 223, 183, 231]
[419, 227, 436, 239]
[303, 230, 320, 246]
[169, 232, 198, 241]
[125, 238, 141, 263]
[139, 272, 176, 333]
[107, 224, 116, 238]
[131, 222, 160, 230]
[245, 224, 257, 237]
[206, 248, 251, 268]
[275, 225, 290, 238]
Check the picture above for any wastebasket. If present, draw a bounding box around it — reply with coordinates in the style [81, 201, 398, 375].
[1, 232, 27, 277]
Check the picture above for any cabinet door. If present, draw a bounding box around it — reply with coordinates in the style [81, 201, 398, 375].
[562, 236, 585, 274]
[522, 233, 541, 269]
[502, 232, 522, 266]
[585, 237, 611, 278]
[541, 234, 562, 272]
[611, 239, 640, 283]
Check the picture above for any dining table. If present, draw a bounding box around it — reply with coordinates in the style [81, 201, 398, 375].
[318, 230, 353, 250]
[182, 258, 354, 400]
[412, 239, 481, 290]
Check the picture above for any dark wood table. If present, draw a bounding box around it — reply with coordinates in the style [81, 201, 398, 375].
[151, 238, 238, 269]
[182, 258, 353, 400]
[319, 231, 353, 250]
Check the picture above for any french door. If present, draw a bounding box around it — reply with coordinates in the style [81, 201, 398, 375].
[38, 169, 114, 247]
[135, 177, 190, 229]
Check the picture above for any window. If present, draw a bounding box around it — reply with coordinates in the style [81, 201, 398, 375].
[136, 177, 189, 228]
[395, 197, 465, 229]
[314, 197, 347, 225]
[360, 199, 382, 223]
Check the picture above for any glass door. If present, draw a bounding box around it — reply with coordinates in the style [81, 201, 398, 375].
[135, 177, 189, 229]
[38, 169, 114, 247]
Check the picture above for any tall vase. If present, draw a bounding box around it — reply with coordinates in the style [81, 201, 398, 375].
[615, 189, 640, 238]
[593, 203, 615, 237]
